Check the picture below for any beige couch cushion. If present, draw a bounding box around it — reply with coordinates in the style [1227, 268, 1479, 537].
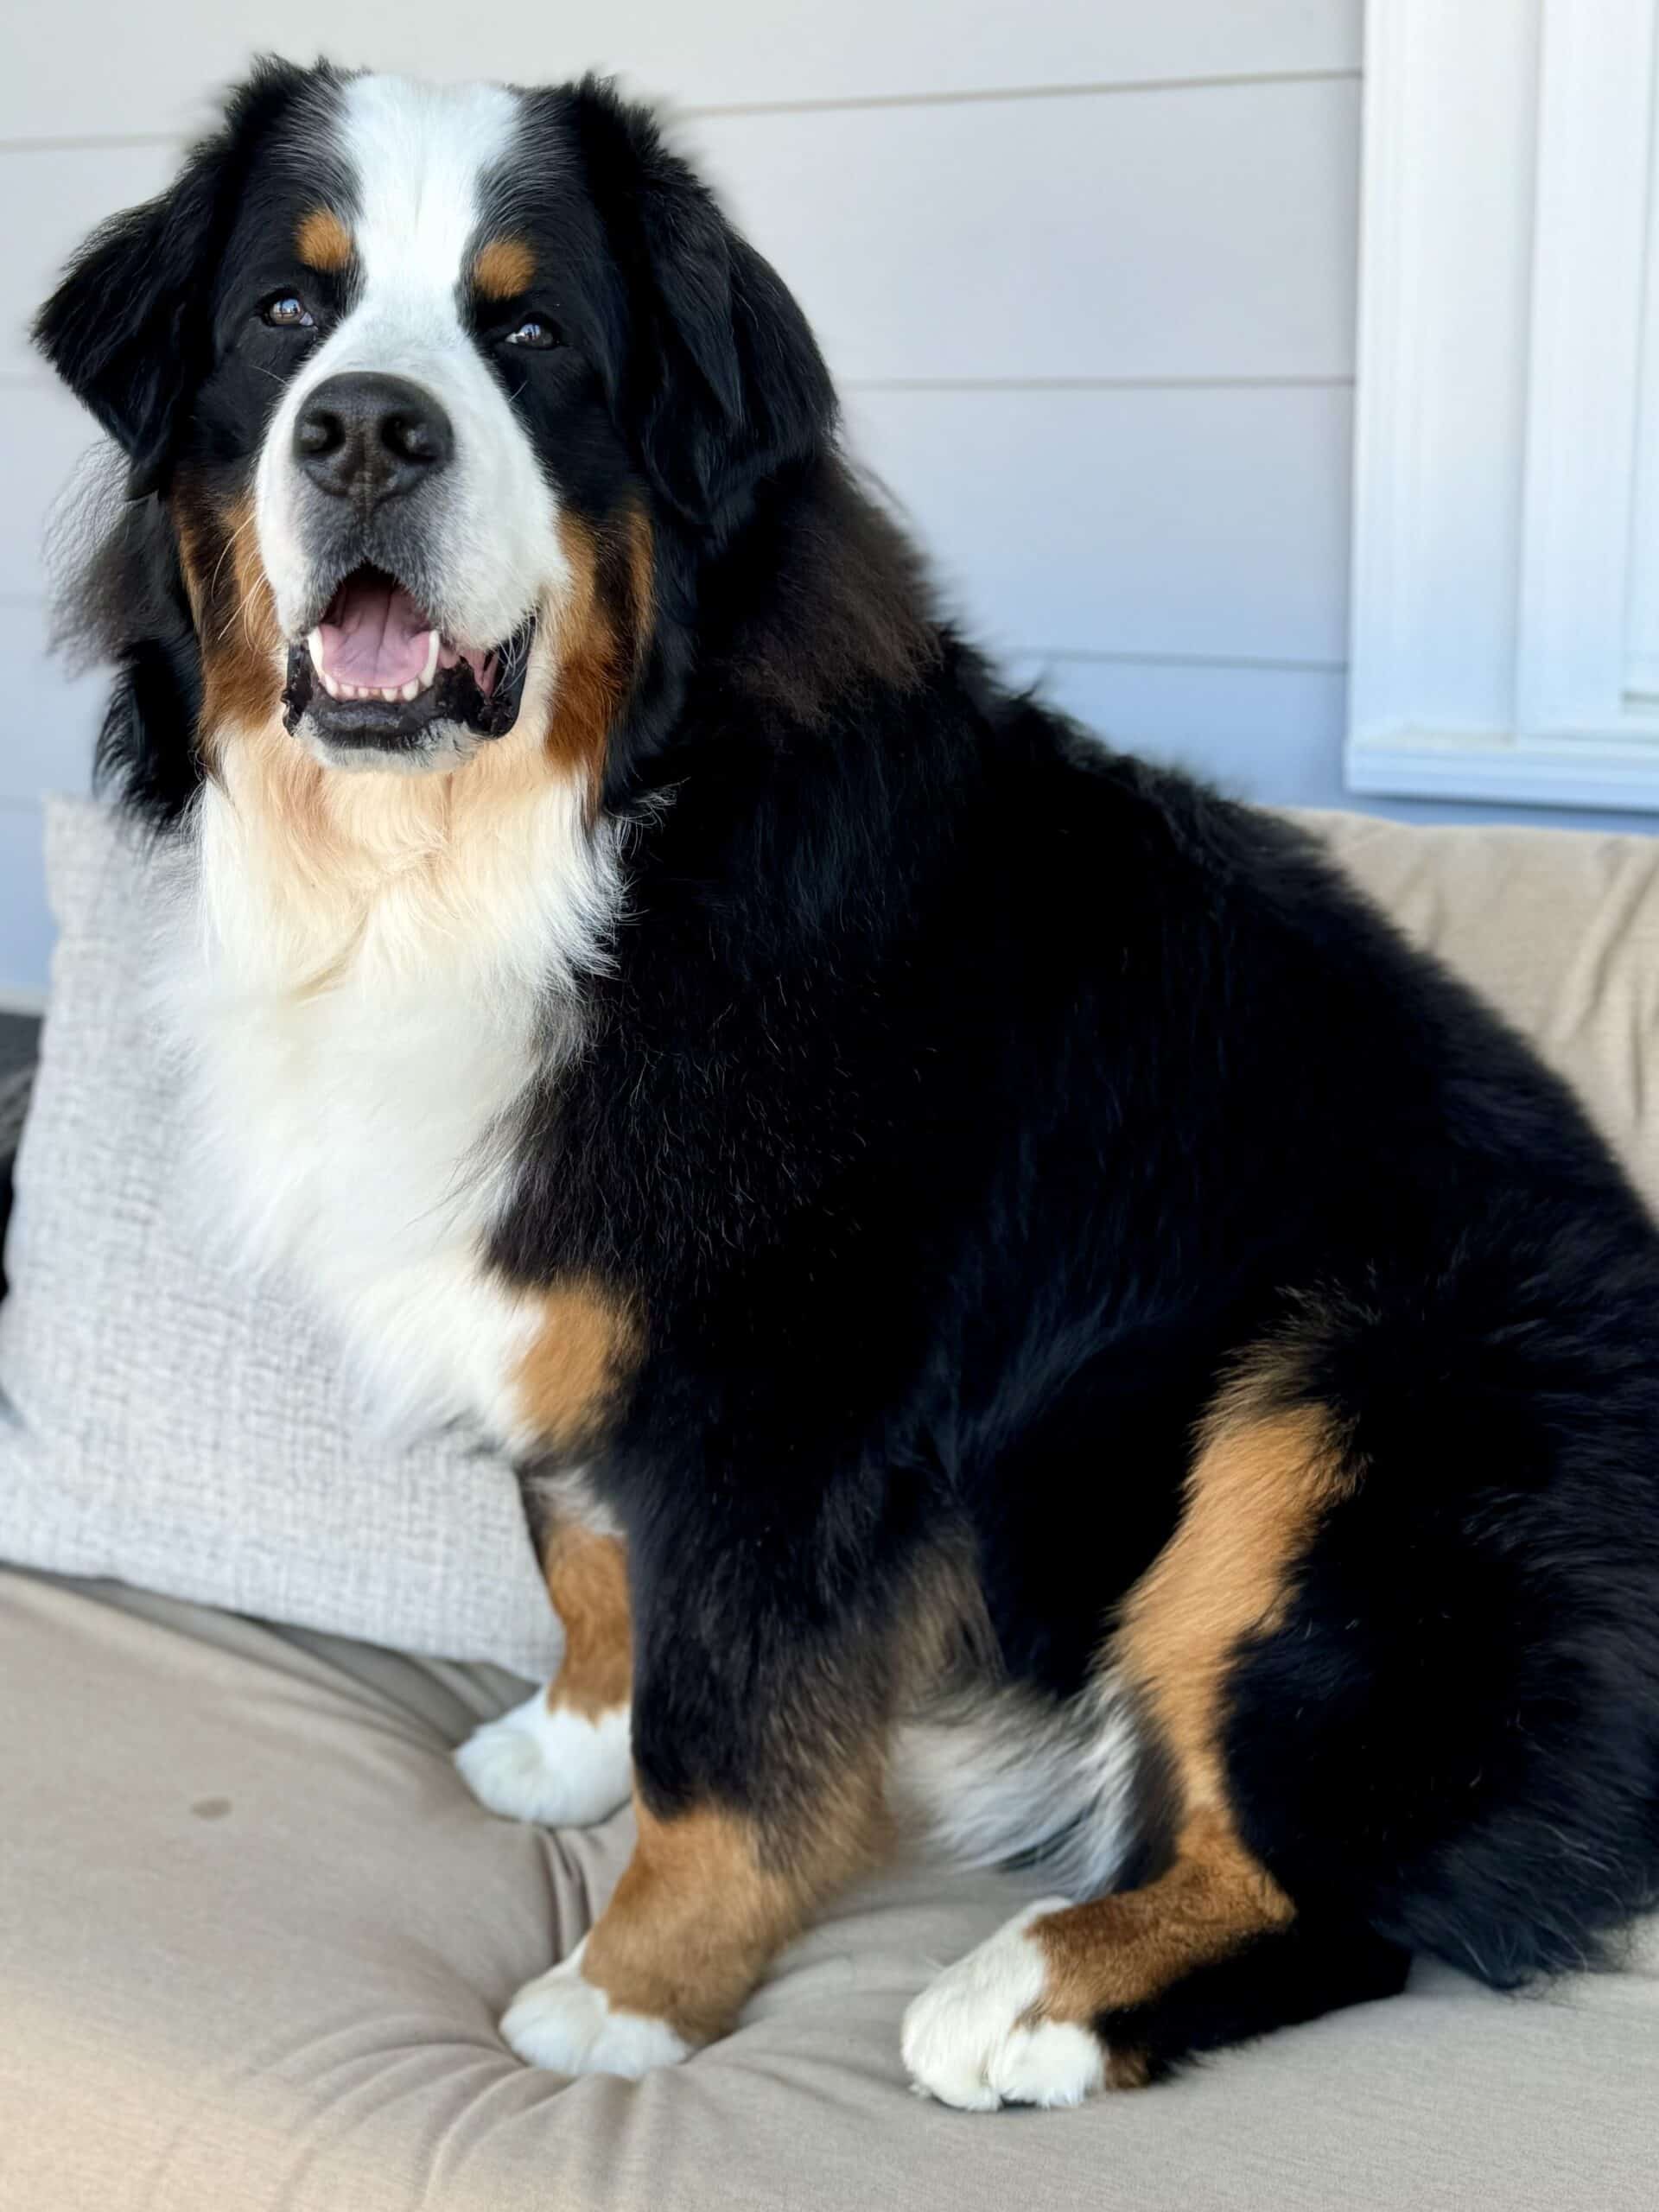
[0, 1567, 1653, 2212]
[1303, 810, 1659, 1217]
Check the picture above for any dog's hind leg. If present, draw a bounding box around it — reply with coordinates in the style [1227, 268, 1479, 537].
[909, 1260, 1659, 2107]
[905, 1389, 1409, 2105]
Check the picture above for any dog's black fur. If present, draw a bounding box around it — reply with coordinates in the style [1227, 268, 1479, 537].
[35, 59, 1659, 2087]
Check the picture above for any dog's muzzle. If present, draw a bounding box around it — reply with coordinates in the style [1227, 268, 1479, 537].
[278, 371, 535, 757]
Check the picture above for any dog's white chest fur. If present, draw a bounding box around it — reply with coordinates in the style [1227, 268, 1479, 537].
[167, 730, 618, 1444]
[184, 899, 537, 1438]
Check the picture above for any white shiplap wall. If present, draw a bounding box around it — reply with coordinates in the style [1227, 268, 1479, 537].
[0, 1, 1364, 1001]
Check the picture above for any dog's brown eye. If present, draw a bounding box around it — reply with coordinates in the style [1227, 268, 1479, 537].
[504, 316, 560, 351]
[262, 293, 315, 330]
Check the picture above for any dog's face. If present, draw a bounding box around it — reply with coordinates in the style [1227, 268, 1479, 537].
[248, 74, 583, 768]
[36, 60, 833, 795]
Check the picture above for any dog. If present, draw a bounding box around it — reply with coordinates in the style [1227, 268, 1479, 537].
[35, 59, 1659, 2107]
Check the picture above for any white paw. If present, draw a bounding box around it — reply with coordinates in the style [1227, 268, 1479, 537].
[902, 1898, 1105, 2112]
[455, 1688, 632, 1827]
[502, 1941, 693, 2077]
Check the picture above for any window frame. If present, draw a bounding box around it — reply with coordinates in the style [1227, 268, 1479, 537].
[1346, 0, 1659, 811]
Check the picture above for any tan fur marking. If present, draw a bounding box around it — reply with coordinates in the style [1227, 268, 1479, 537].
[474, 235, 536, 300]
[582, 1783, 886, 2046]
[516, 1279, 642, 1453]
[1030, 1808, 1295, 2025]
[1118, 1401, 1354, 1820]
[542, 512, 644, 797]
[171, 483, 283, 746]
[296, 206, 353, 273]
[1019, 1400, 1352, 2061]
[543, 1524, 632, 1720]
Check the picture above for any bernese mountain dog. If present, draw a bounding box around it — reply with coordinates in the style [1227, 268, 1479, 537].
[35, 59, 1659, 2106]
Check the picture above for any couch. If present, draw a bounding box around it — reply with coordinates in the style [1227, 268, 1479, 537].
[2, 807, 1656, 2210]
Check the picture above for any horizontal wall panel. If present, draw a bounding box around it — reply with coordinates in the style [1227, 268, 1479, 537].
[1, 3, 1360, 143]
[847, 384, 1352, 664]
[0, 606, 103, 808]
[1006, 652, 1350, 808]
[0, 804, 52, 1003]
[0, 143, 180, 378]
[697, 77, 1359, 385]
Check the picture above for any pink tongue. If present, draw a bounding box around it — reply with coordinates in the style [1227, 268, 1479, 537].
[318, 575, 435, 689]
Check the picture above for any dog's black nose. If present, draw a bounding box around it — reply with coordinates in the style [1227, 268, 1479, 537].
[293, 372, 454, 505]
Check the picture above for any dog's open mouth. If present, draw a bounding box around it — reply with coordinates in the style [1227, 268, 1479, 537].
[282, 565, 534, 754]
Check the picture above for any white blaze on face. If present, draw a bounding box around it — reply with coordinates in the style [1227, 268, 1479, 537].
[253, 73, 569, 659]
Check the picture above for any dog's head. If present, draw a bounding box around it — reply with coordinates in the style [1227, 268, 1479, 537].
[35, 60, 835, 807]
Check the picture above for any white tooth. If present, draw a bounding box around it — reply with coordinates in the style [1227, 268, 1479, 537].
[321, 671, 341, 700]
[380, 686, 399, 703]
[421, 631, 440, 687]
[307, 627, 325, 674]
[400, 679, 420, 702]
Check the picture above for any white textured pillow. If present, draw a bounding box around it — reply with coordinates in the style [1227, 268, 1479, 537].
[0, 797, 558, 1678]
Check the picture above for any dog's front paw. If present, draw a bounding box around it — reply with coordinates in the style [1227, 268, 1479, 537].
[455, 1687, 632, 1827]
[502, 1942, 693, 2077]
[902, 1898, 1105, 2112]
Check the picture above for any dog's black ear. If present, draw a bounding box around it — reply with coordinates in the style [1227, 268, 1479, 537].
[33, 57, 319, 495]
[34, 159, 229, 496]
[67, 496, 207, 828]
[573, 79, 836, 542]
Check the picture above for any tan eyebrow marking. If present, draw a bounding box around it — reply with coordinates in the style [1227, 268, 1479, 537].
[295, 206, 353, 274]
[474, 235, 537, 301]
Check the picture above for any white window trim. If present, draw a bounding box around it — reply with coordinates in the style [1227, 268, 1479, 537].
[1346, 0, 1659, 811]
